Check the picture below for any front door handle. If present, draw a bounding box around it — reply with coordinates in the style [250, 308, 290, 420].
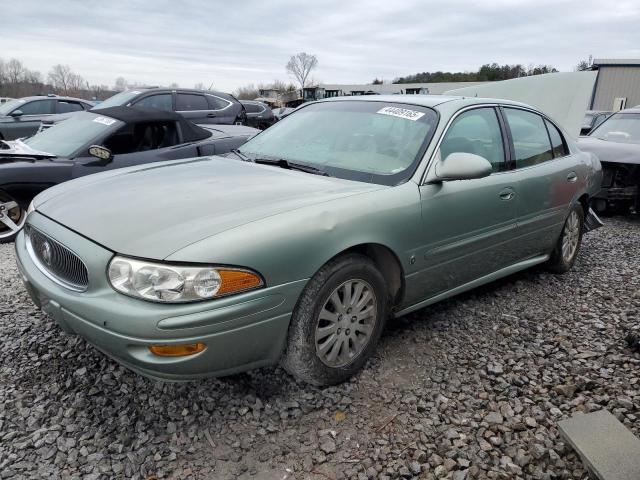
[567, 172, 578, 182]
[206, 113, 217, 118]
[499, 188, 515, 201]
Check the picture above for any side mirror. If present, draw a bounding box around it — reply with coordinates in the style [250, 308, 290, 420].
[10, 110, 23, 117]
[88, 145, 113, 162]
[434, 152, 492, 182]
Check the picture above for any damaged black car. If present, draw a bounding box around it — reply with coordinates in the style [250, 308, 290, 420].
[0, 106, 258, 242]
[578, 108, 640, 215]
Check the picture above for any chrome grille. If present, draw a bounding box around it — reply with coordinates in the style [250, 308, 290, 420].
[26, 225, 89, 291]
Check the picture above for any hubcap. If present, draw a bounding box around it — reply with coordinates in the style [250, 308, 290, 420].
[561, 210, 580, 263]
[0, 194, 25, 239]
[315, 279, 377, 368]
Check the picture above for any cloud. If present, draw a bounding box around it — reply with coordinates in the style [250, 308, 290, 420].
[2, 0, 639, 92]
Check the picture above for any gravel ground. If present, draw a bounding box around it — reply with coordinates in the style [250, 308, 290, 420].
[1, 216, 639, 480]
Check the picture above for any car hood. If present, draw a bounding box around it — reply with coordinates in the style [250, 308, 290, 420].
[36, 156, 384, 259]
[577, 137, 640, 165]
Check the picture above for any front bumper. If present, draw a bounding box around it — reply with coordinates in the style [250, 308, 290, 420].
[15, 213, 307, 381]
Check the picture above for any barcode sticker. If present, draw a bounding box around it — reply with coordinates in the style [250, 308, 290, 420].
[377, 106, 425, 121]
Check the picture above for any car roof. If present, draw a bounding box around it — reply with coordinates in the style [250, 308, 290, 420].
[131, 87, 234, 99]
[316, 94, 535, 111]
[17, 95, 91, 103]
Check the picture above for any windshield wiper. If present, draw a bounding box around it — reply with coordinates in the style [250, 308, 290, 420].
[230, 149, 251, 162]
[253, 157, 331, 176]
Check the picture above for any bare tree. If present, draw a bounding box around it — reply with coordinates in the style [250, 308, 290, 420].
[574, 55, 593, 72]
[286, 52, 318, 91]
[89, 84, 109, 100]
[168, 82, 179, 88]
[67, 73, 87, 96]
[114, 77, 127, 91]
[6, 59, 26, 86]
[48, 64, 73, 94]
[234, 83, 259, 100]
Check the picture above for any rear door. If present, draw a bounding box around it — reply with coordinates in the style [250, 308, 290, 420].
[205, 94, 236, 124]
[501, 107, 579, 257]
[412, 106, 519, 302]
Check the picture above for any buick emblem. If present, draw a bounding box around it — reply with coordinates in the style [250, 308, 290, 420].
[41, 241, 52, 266]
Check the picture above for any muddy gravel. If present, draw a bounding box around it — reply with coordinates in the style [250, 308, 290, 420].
[1, 216, 639, 480]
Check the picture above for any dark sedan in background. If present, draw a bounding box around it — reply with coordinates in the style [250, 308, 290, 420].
[0, 106, 258, 242]
[0, 95, 93, 140]
[240, 100, 276, 129]
[580, 110, 612, 136]
[579, 107, 640, 215]
[97, 87, 247, 126]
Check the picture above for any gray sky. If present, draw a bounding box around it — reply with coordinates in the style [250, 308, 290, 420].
[3, 0, 639, 92]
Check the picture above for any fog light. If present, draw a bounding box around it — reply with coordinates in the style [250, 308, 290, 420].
[148, 343, 206, 357]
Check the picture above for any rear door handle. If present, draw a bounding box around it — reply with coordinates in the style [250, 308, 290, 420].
[567, 172, 578, 182]
[206, 113, 217, 118]
[499, 189, 515, 201]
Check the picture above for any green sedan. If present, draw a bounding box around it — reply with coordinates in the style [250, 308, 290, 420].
[15, 96, 602, 386]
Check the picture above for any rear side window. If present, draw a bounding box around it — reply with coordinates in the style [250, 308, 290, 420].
[56, 101, 84, 113]
[207, 95, 230, 110]
[134, 94, 173, 112]
[244, 103, 261, 114]
[438, 107, 506, 172]
[176, 93, 208, 111]
[545, 119, 569, 158]
[504, 108, 553, 168]
[18, 100, 55, 115]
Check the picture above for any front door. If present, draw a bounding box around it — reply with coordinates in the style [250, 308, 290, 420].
[408, 107, 519, 303]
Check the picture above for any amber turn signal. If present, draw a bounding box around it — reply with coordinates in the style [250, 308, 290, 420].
[148, 343, 206, 357]
[218, 269, 262, 295]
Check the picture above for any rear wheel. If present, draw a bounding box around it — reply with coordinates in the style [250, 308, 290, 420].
[546, 203, 584, 273]
[0, 191, 26, 243]
[282, 254, 389, 386]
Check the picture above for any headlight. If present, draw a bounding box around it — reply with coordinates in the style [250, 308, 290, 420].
[27, 200, 35, 215]
[107, 256, 263, 303]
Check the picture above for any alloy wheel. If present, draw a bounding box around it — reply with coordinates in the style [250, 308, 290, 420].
[0, 193, 25, 240]
[315, 279, 377, 368]
[561, 210, 580, 263]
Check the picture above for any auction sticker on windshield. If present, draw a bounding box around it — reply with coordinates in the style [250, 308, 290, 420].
[93, 116, 117, 126]
[377, 106, 425, 121]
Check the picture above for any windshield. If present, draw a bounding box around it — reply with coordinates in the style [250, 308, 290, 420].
[591, 113, 640, 143]
[93, 90, 142, 109]
[239, 101, 438, 185]
[0, 99, 26, 116]
[24, 112, 123, 157]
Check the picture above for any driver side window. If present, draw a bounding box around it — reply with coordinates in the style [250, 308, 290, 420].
[103, 121, 180, 155]
[439, 108, 506, 172]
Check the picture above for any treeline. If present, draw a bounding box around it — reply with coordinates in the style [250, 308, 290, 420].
[0, 58, 116, 100]
[234, 79, 298, 100]
[0, 58, 190, 101]
[393, 63, 559, 84]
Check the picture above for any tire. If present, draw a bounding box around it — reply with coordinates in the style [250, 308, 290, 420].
[0, 190, 27, 243]
[546, 203, 584, 273]
[281, 253, 389, 386]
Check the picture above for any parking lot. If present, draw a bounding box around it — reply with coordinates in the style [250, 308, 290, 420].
[0, 215, 637, 479]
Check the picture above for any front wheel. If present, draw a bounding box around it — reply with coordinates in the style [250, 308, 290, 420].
[546, 203, 584, 273]
[0, 191, 27, 243]
[281, 254, 389, 386]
